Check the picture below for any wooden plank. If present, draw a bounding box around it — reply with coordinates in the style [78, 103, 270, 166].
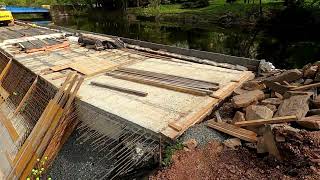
[0, 59, 12, 82]
[234, 115, 297, 127]
[0, 85, 10, 100]
[0, 111, 19, 142]
[108, 73, 208, 96]
[207, 120, 257, 142]
[119, 68, 220, 86]
[90, 81, 148, 97]
[5, 151, 14, 167]
[21, 108, 64, 180]
[291, 82, 320, 91]
[297, 115, 320, 130]
[168, 122, 182, 132]
[161, 71, 254, 139]
[12, 77, 38, 117]
[21, 75, 84, 180]
[11, 101, 60, 178]
[11, 73, 74, 178]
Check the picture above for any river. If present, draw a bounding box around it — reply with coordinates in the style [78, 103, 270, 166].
[23, 9, 320, 69]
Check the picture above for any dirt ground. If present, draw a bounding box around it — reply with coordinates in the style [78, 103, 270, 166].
[151, 131, 320, 180]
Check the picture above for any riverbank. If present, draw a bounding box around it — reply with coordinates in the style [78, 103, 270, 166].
[127, 0, 284, 26]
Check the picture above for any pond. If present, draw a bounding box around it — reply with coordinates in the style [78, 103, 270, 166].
[26, 9, 320, 69]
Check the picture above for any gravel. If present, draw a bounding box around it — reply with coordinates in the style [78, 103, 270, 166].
[179, 122, 227, 147]
[48, 131, 112, 180]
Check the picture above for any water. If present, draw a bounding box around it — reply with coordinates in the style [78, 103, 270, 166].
[37, 10, 320, 69]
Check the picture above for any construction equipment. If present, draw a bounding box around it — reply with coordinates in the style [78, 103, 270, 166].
[0, 4, 14, 26]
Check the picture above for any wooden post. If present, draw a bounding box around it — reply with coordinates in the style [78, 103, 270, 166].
[0, 59, 12, 83]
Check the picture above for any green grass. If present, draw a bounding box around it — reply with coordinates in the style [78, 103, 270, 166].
[162, 142, 184, 167]
[128, 0, 284, 17]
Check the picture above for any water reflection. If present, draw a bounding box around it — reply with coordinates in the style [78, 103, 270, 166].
[51, 11, 320, 69]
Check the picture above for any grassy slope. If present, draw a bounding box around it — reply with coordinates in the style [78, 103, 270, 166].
[128, 0, 284, 17]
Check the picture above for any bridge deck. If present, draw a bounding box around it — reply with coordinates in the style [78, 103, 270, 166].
[6, 6, 49, 14]
[0, 22, 255, 178]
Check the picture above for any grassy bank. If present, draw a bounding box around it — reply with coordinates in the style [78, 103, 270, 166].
[128, 0, 284, 24]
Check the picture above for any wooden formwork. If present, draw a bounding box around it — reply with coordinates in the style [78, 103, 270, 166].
[0, 22, 258, 179]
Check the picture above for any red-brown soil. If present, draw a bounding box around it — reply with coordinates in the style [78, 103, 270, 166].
[151, 131, 320, 180]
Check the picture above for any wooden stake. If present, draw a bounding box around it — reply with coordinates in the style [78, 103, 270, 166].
[234, 116, 297, 127]
[90, 81, 148, 97]
[207, 120, 257, 142]
[292, 82, 320, 91]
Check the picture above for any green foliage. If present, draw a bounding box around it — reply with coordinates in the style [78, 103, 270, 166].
[181, 0, 210, 9]
[27, 157, 51, 180]
[162, 142, 184, 167]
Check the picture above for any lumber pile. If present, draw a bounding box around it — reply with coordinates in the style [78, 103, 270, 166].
[107, 68, 219, 96]
[15, 38, 70, 53]
[206, 61, 320, 160]
[8, 72, 84, 179]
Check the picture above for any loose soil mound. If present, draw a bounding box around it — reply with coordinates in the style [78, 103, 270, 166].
[151, 131, 320, 180]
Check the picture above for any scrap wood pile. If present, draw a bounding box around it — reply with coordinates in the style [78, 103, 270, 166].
[205, 61, 320, 174]
[14, 38, 69, 53]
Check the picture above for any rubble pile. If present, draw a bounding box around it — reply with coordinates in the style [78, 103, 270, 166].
[204, 61, 320, 174]
[152, 62, 320, 180]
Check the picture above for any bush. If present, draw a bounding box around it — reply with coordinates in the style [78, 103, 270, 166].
[181, 0, 210, 9]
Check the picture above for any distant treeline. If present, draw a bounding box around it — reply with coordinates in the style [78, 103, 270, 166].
[0, 0, 209, 9]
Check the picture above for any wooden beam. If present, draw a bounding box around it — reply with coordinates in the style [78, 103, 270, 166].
[161, 71, 254, 139]
[207, 120, 257, 142]
[21, 76, 84, 180]
[291, 82, 320, 91]
[0, 111, 19, 142]
[12, 77, 38, 117]
[168, 122, 182, 132]
[10, 73, 74, 179]
[234, 116, 297, 127]
[90, 81, 148, 97]
[0, 59, 12, 83]
[108, 73, 208, 96]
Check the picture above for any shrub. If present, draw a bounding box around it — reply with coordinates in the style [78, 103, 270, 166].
[181, 0, 210, 9]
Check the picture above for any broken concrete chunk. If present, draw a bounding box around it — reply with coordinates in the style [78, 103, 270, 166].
[294, 78, 305, 84]
[283, 91, 314, 99]
[261, 98, 282, 106]
[308, 109, 320, 116]
[246, 105, 274, 121]
[232, 90, 265, 108]
[304, 79, 313, 85]
[311, 96, 320, 108]
[260, 125, 282, 160]
[266, 104, 277, 113]
[276, 95, 310, 120]
[233, 111, 246, 123]
[233, 87, 250, 95]
[223, 138, 241, 149]
[303, 65, 318, 78]
[263, 80, 290, 94]
[314, 71, 320, 82]
[241, 81, 266, 91]
[183, 139, 198, 150]
[297, 115, 320, 130]
[267, 69, 302, 83]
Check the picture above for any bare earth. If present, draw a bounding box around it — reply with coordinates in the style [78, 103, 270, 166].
[151, 131, 320, 180]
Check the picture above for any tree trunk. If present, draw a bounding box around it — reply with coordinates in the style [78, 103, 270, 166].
[259, 0, 262, 16]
